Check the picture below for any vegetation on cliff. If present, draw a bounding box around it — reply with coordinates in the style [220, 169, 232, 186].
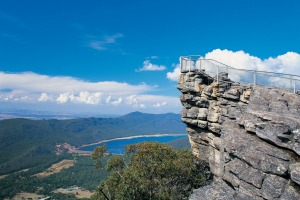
[91, 142, 211, 200]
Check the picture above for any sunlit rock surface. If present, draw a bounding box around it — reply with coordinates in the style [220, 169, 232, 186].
[178, 70, 300, 200]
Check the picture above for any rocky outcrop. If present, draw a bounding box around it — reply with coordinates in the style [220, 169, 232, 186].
[178, 70, 300, 199]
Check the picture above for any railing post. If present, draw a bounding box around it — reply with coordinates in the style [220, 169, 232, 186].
[290, 75, 293, 92]
[293, 79, 296, 94]
[189, 56, 191, 72]
[253, 72, 256, 89]
[199, 59, 202, 70]
[180, 57, 182, 72]
[217, 66, 219, 84]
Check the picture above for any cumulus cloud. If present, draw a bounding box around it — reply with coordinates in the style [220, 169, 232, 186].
[205, 50, 300, 88]
[152, 101, 167, 108]
[111, 97, 123, 106]
[166, 49, 300, 85]
[2, 94, 13, 101]
[0, 72, 152, 104]
[135, 60, 166, 72]
[56, 92, 73, 104]
[0, 93, 30, 102]
[126, 95, 140, 107]
[166, 64, 181, 81]
[56, 91, 102, 105]
[105, 96, 112, 103]
[38, 93, 53, 102]
[105, 96, 123, 106]
[0, 71, 181, 113]
[76, 91, 101, 105]
[88, 33, 123, 50]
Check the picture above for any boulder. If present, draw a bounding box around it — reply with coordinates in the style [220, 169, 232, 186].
[290, 162, 300, 185]
[261, 175, 288, 199]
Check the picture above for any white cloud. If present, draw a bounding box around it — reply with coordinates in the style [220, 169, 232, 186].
[105, 96, 112, 103]
[56, 92, 73, 104]
[205, 49, 300, 76]
[135, 60, 166, 72]
[105, 96, 123, 106]
[204, 49, 300, 88]
[55, 91, 102, 105]
[0, 72, 151, 95]
[129, 95, 178, 107]
[166, 49, 300, 85]
[152, 101, 167, 108]
[88, 33, 123, 50]
[124, 94, 178, 109]
[104, 33, 123, 43]
[38, 93, 53, 102]
[0, 72, 153, 105]
[55, 91, 103, 105]
[0, 71, 181, 114]
[126, 95, 139, 106]
[19, 96, 29, 101]
[0, 93, 31, 102]
[111, 97, 123, 106]
[88, 41, 107, 50]
[76, 91, 102, 105]
[3, 94, 13, 101]
[166, 64, 181, 81]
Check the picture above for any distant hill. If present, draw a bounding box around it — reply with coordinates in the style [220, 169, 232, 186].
[0, 112, 186, 174]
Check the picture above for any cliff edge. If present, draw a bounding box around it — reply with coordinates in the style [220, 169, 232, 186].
[178, 70, 300, 199]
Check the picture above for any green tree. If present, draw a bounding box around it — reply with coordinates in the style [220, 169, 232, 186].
[92, 142, 210, 200]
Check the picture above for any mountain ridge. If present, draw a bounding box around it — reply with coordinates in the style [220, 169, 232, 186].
[0, 112, 186, 175]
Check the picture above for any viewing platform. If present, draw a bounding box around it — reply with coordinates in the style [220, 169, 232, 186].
[180, 55, 300, 94]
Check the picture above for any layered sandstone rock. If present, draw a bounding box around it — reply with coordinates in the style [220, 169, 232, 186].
[178, 70, 300, 199]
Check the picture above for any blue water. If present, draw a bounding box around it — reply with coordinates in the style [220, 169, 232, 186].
[79, 135, 187, 154]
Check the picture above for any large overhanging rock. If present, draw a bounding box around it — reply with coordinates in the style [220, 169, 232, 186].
[237, 87, 300, 156]
[178, 70, 300, 200]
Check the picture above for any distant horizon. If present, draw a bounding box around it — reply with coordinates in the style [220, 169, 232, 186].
[0, 108, 181, 120]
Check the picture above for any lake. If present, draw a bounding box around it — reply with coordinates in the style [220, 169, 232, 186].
[79, 135, 187, 154]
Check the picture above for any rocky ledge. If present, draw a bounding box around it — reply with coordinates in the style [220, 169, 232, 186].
[178, 70, 300, 200]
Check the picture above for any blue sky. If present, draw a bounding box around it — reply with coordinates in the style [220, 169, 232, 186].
[0, 0, 300, 115]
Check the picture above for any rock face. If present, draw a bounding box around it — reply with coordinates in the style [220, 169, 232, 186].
[178, 70, 300, 199]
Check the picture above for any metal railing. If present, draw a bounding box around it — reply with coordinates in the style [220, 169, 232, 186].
[180, 55, 300, 93]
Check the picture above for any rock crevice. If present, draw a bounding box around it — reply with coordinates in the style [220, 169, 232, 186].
[178, 70, 300, 199]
